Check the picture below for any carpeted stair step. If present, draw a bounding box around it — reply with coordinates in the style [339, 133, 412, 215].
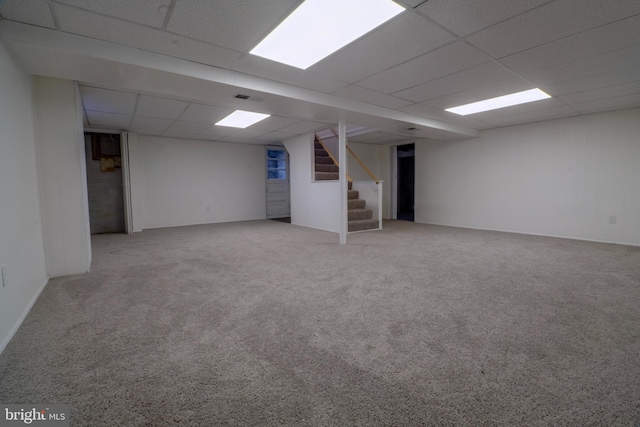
[314, 141, 324, 149]
[315, 148, 329, 157]
[316, 172, 339, 180]
[316, 164, 339, 173]
[348, 219, 379, 232]
[348, 208, 373, 221]
[348, 199, 366, 209]
[315, 156, 334, 165]
[347, 189, 359, 200]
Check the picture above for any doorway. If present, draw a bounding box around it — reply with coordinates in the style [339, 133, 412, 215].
[266, 146, 290, 221]
[397, 143, 415, 221]
[84, 132, 126, 234]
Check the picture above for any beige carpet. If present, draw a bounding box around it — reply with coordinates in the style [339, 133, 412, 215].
[1, 220, 639, 426]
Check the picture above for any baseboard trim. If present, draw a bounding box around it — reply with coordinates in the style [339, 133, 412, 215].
[416, 220, 640, 247]
[0, 278, 49, 355]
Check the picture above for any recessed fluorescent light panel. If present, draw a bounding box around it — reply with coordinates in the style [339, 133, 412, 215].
[250, 0, 405, 69]
[445, 89, 551, 116]
[215, 110, 270, 128]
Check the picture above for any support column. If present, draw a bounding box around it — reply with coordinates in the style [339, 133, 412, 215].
[339, 121, 347, 245]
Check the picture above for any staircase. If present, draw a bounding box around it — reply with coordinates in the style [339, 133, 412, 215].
[314, 139, 379, 232]
[314, 140, 339, 180]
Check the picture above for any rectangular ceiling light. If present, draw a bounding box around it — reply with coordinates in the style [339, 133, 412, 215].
[446, 89, 551, 116]
[250, 0, 405, 70]
[215, 110, 270, 128]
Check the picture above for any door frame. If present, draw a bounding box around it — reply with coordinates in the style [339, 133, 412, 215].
[265, 146, 290, 219]
[390, 142, 416, 221]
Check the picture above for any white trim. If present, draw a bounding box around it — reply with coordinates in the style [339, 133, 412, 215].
[390, 145, 397, 220]
[0, 279, 48, 355]
[339, 121, 347, 245]
[415, 220, 640, 247]
[121, 132, 134, 234]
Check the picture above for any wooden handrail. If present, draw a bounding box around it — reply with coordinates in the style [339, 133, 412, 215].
[330, 128, 380, 184]
[314, 133, 352, 183]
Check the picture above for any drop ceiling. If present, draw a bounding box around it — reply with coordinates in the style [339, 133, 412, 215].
[1, 0, 639, 144]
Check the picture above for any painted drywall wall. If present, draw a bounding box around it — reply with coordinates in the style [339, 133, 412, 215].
[283, 134, 341, 233]
[0, 45, 48, 353]
[347, 142, 382, 182]
[35, 77, 92, 277]
[416, 108, 640, 245]
[133, 135, 267, 229]
[347, 142, 391, 219]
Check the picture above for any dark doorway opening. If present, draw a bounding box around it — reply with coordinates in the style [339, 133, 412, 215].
[84, 132, 126, 234]
[397, 143, 415, 222]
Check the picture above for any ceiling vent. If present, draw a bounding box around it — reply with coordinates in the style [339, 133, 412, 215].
[234, 93, 251, 100]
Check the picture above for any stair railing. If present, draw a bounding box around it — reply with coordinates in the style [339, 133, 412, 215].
[330, 128, 380, 184]
[314, 133, 353, 183]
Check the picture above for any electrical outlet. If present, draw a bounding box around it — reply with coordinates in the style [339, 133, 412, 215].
[609, 216, 617, 224]
[1, 265, 6, 288]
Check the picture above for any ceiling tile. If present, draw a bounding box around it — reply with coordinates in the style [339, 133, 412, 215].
[178, 103, 233, 124]
[466, 0, 640, 59]
[525, 44, 640, 86]
[55, 4, 241, 69]
[356, 41, 491, 94]
[421, 77, 535, 110]
[571, 93, 640, 114]
[368, 134, 413, 144]
[136, 95, 189, 120]
[393, 62, 522, 102]
[248, 116, 300, 132]
[166, 0, 301, 52]
[332, 85, 413, 109]
[54, 0, 171, 28]
[486, 105, 578, 127]
[499, 14, 640, 74]
[278, 120, 328, 134]
[558, 81, 640, 105]
[130, 116, 173, 132]
[232, 55, 348, 94]
[220, 128, 273, 143]
[135, 130, 165, 137]
[164, 121, 210, 136]
[399, 0, 427, 7]
[308, 13, 455, 83]
[80, 86, 138, 114]
[400, 103, 494, 129]
[198, 125, 235, 139]
[418, 0, 551, 37]
[543, 67, 640, 97]
[0, 0, 56, 29]
[467, 97, 566, 122]
[251, 131, 297, 143]
[86, 111, 132, 129]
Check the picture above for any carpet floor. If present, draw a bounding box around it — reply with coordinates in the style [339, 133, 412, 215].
[1, 220, 639, 426]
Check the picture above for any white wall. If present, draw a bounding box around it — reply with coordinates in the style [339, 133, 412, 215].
[347, 141, 382, 182]
[347, 142, 391, 219]
[0, 45, 48, 353]
[132, 136, 267, 229]
[35, 77, 92, 276]
[283, 134, 341, 233]
[416, 108, 640, 245]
